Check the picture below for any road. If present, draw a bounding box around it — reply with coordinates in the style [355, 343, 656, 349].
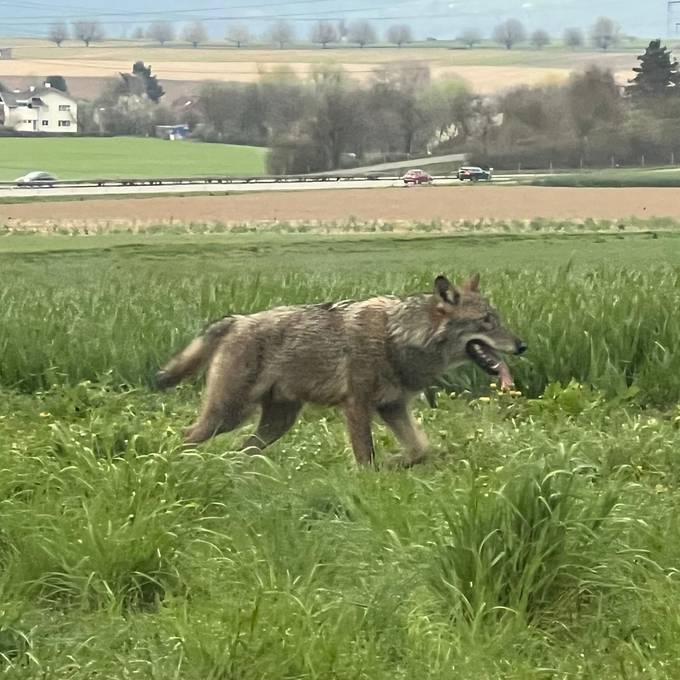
[0, 172, 531, 200]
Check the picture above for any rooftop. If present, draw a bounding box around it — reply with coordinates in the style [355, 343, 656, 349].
[0, 85, 75, 108]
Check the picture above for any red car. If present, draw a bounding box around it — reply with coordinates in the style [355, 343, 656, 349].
[401, 168, 433, 185]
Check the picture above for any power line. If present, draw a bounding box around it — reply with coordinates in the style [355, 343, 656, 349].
[0, 0, 345, 21]
[0, 1, 425, 26]
[5, 13, 455, 30]
[0, 0, 95, 9]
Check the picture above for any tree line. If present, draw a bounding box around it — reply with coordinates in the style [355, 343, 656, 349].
[73, 39, 680, 173]
[47, 16, 622, 51]
[474, 39, 680, 169]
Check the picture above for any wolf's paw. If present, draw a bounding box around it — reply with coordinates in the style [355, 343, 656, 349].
[154, 369, 176, 391]
[384, 452, 428, 469]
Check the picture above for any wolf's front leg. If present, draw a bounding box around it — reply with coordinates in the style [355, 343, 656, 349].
[343, 400, 376, 466]
[378, 401, 429, 467]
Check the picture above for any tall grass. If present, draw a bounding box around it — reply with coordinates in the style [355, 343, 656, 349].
[425, 462, 629, 628]
[1, 389, 676, 677]
[1, 263, 679, 404]
[3, 231, 680, 677]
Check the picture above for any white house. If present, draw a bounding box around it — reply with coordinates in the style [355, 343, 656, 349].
[0, 83, 78, 133]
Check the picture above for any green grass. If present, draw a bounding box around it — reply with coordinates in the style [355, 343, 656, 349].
[2, 229, 680, 401]
[2, 225, 680, 677]
[530, 168, 680, 187]
[0, 137, 268, 180]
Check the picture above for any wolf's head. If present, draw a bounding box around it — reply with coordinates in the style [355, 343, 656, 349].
[433, 274, 526, 388]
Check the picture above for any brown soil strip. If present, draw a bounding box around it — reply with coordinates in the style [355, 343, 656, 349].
[1, 186, 678, 228]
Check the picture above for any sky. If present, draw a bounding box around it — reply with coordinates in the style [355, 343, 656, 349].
[0, 0, 669, 40]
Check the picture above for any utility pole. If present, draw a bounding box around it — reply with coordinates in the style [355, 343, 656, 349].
[669, 1, 680, 35]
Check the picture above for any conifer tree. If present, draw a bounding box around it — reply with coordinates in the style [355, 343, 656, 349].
[627, 39, 680, 100]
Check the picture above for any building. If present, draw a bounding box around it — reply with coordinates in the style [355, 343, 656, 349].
[0, 48, 12, 60]
[0, 83, 78, 133]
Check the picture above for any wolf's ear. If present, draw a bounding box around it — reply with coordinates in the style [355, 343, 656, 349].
[462, 273, 480, 293]
[434, 275, 460, 305]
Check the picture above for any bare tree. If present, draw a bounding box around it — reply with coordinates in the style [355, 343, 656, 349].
[310, 21, 338, 48]
[492, 19, 526, 49]
[147, 21, 175, 46]
[131, 27, 145, 40]
[567, 66, 622, 159]
[458, 27, 482, 48]
[591, 16, 619, 50]
[347, 20, 376, 48]
[386, 24, 413, 47]
[563, 27, 584, 49]
[48, 22, 69, 47]
[72, 20, 105, 47]
[182, 21, 208, 49]
[531, 29, 551, 49]
[268, 20, 295, 49]
[226, 23, 251, 48]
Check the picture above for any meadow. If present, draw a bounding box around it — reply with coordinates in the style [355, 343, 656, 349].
[6, 38, 642, 68]
[1, 226, 680, 678]
[0, 137, 267, 181]
[530, 168, 680, 187]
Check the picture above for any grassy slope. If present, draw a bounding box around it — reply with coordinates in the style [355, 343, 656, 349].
[0, 137, 268, 180]
[2, 228, 680, 678]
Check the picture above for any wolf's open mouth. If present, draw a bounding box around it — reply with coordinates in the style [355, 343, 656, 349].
[466, 340, 514, 389]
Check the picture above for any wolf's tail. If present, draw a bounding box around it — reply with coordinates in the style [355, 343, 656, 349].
[155, 317, 235, 390]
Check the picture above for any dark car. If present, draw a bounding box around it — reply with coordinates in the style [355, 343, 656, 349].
[457, 166, 493, 182]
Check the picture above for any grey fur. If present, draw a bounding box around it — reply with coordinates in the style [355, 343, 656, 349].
[156, 274, 524, 466]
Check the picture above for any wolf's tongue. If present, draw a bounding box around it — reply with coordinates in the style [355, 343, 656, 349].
[497, 362, 514, 390]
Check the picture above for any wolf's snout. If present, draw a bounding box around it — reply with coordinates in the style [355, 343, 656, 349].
[516, 341, 527, 355]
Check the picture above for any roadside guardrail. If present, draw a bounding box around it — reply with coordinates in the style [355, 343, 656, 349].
[0, 174, 459, 189]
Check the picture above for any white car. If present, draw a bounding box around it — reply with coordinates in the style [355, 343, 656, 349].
[15, 171, 57, 187]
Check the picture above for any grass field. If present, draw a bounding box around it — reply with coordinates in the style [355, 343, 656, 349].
[0, 137, 267, 180]
[2, 226, 680, 677]
[3, 38, 643, 67]
[531, 168, 680, 187]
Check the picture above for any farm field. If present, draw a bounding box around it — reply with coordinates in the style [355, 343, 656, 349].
[0, 137, 267, 181]
[1, 227, 680, 677]
[0, 39, 641, 94]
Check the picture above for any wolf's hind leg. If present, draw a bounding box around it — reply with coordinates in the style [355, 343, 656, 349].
[378, 401, 429, 467]
[344, 400, 376, 466]
[240, 396, 302, 452]
[182, 346, 255, 445]
[183, 401, 251, 444]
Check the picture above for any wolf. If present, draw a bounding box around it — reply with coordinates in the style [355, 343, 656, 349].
[155, 274, 526, 466]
